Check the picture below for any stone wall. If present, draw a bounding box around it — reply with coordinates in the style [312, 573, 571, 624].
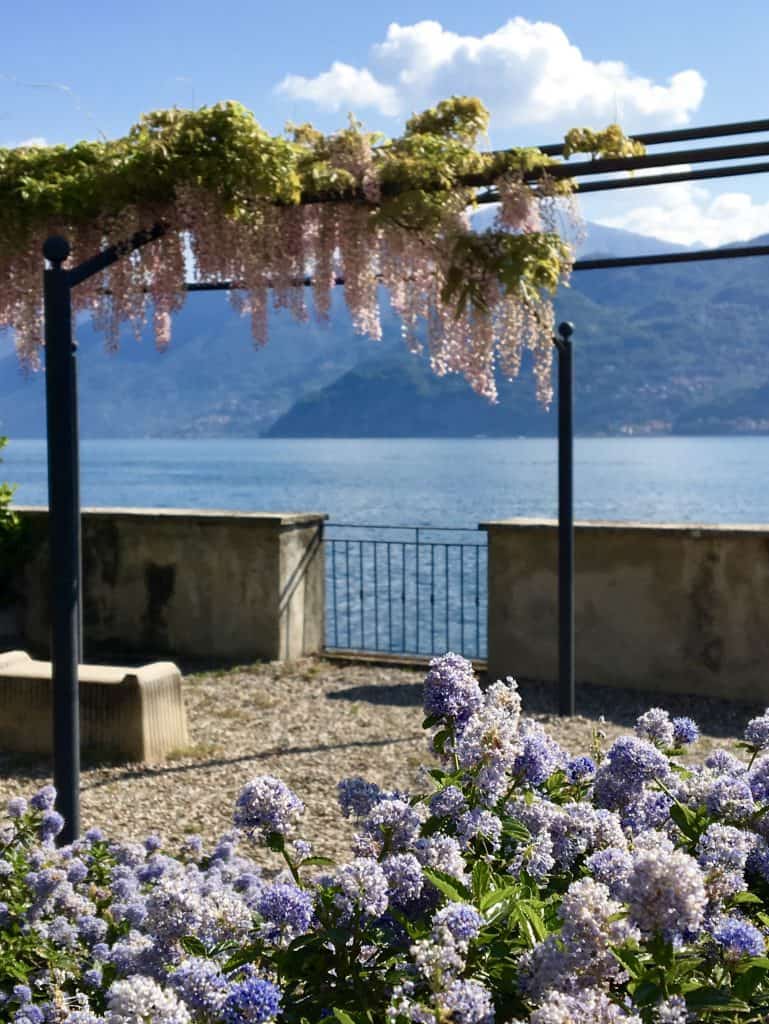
[482, 518, 769, 702]
[9, 508, 326, 663]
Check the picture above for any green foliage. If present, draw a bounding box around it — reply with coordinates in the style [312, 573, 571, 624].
[0, 436, 15, 525]
[563, 123, 646, 160]
[442, 230, 573, 315]
[0, 102, 302, 240]
[0, 437, 26, 604]
[404, 96, 490, 144]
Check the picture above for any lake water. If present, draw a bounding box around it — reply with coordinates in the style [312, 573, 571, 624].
[3, 436, 769, 526]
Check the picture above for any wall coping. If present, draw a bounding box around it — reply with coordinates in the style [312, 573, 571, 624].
[16, 506, 328, 527]
[479, 517, 769, 536]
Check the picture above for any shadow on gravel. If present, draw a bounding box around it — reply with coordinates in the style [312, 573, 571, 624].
[77, 734, 423, 789]
[327, 683, 423, 706]
[515, 677, 765, 740]
[326, 674, 765, 742]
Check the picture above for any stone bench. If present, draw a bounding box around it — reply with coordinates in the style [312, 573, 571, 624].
[0, 651, 189, 763]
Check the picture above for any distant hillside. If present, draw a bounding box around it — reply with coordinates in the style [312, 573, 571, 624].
[269, 239, 769, 437]
[0, 291, 402, 438]
[2, 223, 769, 437]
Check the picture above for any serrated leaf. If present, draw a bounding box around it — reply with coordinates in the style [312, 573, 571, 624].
[472, 860, 491, 899]
[668, 801, 698, 841]
[502, 820, 531, 844]
[180, 935, 207, 956]
[684, 988, 750, 1011]
[422, 867, 471, 903]
[333, 1009, 358, 1024]
[265, 832, 285, 853]
[480, 886, 518, 913]
[631, 980, 662, 1006]
[517, 900, 548, 942]
[433, 728, 450, 754]
[610, 946, 644, 980]
[732, 891, 764, 905]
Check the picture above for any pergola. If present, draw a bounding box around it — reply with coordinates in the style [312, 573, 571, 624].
[33, 115, 769, 842]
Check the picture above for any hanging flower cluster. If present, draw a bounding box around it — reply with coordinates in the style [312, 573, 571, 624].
[0, 99, 639, 403]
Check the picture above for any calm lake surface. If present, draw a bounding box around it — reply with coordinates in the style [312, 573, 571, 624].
[3, 436, 769, 527]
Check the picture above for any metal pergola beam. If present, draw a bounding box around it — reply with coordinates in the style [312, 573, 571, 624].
[536, 116, 769, 156]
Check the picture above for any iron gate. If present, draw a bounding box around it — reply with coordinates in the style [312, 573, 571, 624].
[324, 524, 487, 659]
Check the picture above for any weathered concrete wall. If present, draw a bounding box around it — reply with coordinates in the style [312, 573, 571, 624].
[11, 508, 326, 662]
[483, 518, 769, 702]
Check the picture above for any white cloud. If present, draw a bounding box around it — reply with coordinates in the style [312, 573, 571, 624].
[3, 136, 47, 148]
[592, 177, 769, 248]
[277, 62, 399, 116]
[274, 18, 705, 130]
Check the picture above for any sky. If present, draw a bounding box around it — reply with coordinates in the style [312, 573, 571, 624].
[3, 0, 769, 247]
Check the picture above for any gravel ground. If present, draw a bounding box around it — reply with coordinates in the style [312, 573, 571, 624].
[0, 656, 765, 865]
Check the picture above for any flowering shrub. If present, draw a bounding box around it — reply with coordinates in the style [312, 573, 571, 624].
[5, 654, 769, 1022]
[0, 99, 641, 404]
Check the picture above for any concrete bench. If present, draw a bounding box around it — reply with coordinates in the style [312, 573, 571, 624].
[0, 651, 189, 763]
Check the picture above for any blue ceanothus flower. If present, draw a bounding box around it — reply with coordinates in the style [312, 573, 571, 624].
[423, 652, 483, 725]
[710, 915, 766, 959]
[221, 974, 282, 1024]
[233, 775, 304, 840]
[745, 710, 769, 750]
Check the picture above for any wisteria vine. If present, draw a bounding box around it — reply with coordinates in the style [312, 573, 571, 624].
[0, 100, 641, 402]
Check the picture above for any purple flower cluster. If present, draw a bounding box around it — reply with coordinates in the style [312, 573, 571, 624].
[233, 775, 304, 840]
[423, 652, 483, 725]
[513, 722, 566, 787]
[382, 853, 424, 906]
[593, 736, 670, 824]
[634, 708, 697, 751]
[635, 707, 676, 748]
[626, 846, 706, 943]
[710, 915, 765, 959]
[745, 710, 769, 750]
[432, 902, 483, 947]
[673, 716, 699, 745]
[333, 857, 389, 921]
[220, 973, 282, 1024]
[566, 755, 596, 784]
[336, 776, 384, 819]
[257, 882, 314, 942]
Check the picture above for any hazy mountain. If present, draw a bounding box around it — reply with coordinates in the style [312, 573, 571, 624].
[471, 206, 687, 257]
[2, 223, 768, 438]
[269, 238, 769, 437]
[0, 291, 402, 438]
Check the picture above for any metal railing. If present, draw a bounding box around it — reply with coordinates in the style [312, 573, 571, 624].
[324, 524, 487, 659]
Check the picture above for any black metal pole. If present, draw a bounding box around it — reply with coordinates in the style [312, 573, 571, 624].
[555, 322, 575, 717]
[43, 236, 80, 844]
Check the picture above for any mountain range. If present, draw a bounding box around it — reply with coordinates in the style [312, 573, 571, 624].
[2, 221, 769, 438]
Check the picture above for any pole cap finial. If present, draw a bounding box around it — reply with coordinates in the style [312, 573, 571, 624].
[43, 236, 71, 266]
[558, 321, 575, 340]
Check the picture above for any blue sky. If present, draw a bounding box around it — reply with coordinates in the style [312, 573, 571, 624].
[3, 0, 769, 246]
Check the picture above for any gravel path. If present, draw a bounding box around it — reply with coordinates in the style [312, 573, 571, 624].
[0, 656, 764, 865]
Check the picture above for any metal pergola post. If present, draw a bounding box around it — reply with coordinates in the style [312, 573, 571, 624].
[554, 323, 575, 717]
[42, 226, 164, 843]
[43, 236, 81, 844]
